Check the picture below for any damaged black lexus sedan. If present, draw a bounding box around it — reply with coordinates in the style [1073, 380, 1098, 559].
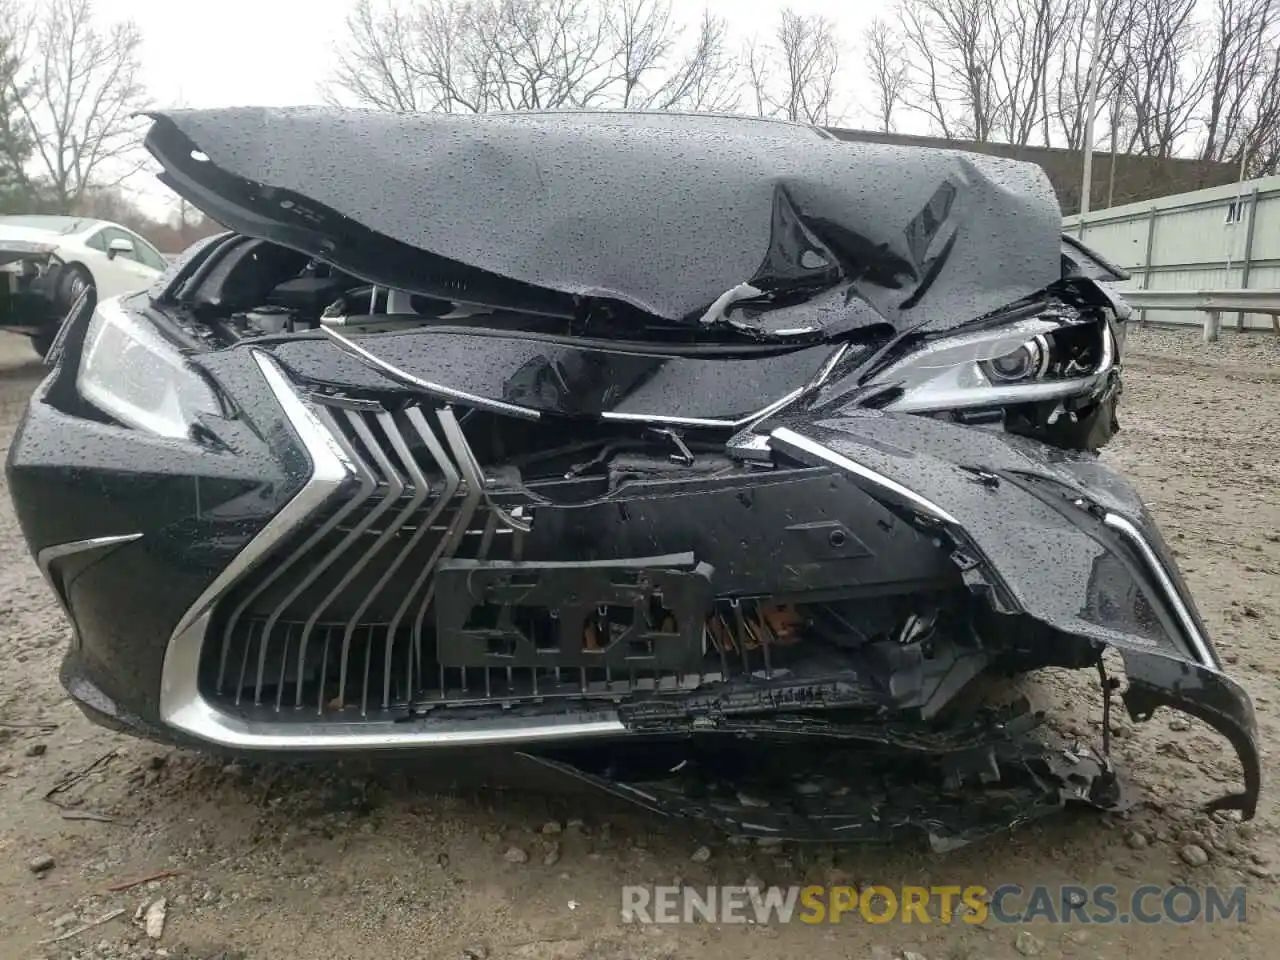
[6, 108, 1259, 843]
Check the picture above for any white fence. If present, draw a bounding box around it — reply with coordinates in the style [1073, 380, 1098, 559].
[1063, 175, 1280, 332]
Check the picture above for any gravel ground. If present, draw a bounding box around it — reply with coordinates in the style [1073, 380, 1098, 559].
[0, 325, 1277, 960]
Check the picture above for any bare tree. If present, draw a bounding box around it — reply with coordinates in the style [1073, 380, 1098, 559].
[328, 0, 740, 115]
[328, 0, 429, 111]
[1199, 0, 1280, 162]
[1245, 44, 1280, 172]
[637, 8, 741, 112]
[1, 0, 148, 212]
[1118, 0, 1208, 156]
[0, 5, 34, 212]
[743, 36, 771, 118]
[1051, 0, 1130, 150]
[863, 17, 908, 132]
[776, 10, 840, 124]
[991, 0, 1067, 146]
[896, 0, 1002, 141]
[743, 8, 841, 124]
[610, 0, 674, 107]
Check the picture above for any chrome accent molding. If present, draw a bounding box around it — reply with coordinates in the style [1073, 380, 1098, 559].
[601, 387, 805, 430]
[38, 534, 143, 625]
[1102, 512, 1219, 671]
[323, 326, 542, 420]
[162, 351, 350, 738]
[767, 427, 960, 525]
[161, 350, 629, 748]
[37, 534, 143, 585]
[595, 341, 847, 429]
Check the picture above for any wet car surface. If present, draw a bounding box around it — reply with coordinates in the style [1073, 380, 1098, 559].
[3, 108, 1259, 845]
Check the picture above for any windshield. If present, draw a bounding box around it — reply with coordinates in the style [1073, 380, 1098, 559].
[0, 215, 85, 234]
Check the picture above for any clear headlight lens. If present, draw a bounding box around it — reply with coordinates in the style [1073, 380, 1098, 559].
[76, 298, 219, 438]
[866, 317, 1113, 414]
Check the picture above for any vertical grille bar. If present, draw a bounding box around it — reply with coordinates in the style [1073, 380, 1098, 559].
[412, 406, 483, 685]
[249, 407, 377, 706]
[382, 406, 460, 708]
[308, 409, 406, 713]
[218, 403, 358, 700]
[270, 413, 378, 709]
[341, 409, 431, 715]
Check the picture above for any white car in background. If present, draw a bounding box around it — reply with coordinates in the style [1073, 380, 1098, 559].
[0, 214, 168, 357]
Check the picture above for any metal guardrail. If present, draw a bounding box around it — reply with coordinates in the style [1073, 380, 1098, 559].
[1115, 288, 1280, 342]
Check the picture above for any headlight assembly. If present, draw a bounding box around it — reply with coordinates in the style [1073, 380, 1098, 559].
[865, 314, 1115, 414]
[76, 298, 220, 438]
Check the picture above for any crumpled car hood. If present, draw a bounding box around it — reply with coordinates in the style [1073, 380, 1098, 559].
[143, 107, 1063, 332]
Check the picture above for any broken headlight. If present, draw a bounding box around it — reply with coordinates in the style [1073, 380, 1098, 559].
[76, 298, 220, 439]
[866, 316, 1114, 415]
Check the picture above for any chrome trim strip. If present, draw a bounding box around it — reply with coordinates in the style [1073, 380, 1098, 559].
[160, 354, 629, 748]
[346, 410, 430, 714]
[320, 410, 408, 711]
[169, 352, 353, 647]
[595, 341, 846, 429]
[156, 708, 627, 750]
[386, 407, 461, 706]
[438, 404, 532, 534]
[163, 352, 350, 731]
[767, 427, 960, 525]
[37, 534, 143, 583]
[1102, 513, 1219, 671]
[218, 406, 363, 694]
[38, 534, 143, 626]
[806, 341, 851, 391]
[602, 387, 804, 429]
[286, 409, 387, 709]
[415, 407, 484, 655]
[322, 326, 542, 421]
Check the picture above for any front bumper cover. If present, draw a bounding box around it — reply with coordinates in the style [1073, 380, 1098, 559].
[5, 338, 1259, 826]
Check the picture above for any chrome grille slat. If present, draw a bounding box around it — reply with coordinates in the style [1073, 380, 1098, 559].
[321, 410, 409, 713]
[217, 402, 357, 696]
[384, 406, 461, 709]
[270, 407, 384, 709]
[241, 407, 376, 706]
[346, 410, 431, 715]
[412, 407, 483, 681]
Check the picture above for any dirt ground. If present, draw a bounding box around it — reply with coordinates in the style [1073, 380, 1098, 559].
[0, 324, 1277, 960]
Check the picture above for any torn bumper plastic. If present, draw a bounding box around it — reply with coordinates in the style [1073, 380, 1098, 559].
[521, 701, 1131, 849]
[1120, 649, 1259, 818]
[759, 412, 1259, 821]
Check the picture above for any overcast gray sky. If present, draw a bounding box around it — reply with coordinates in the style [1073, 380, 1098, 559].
[89, 0, 891, 216]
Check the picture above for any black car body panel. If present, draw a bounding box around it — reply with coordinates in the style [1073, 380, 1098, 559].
[266, 331, 849, 421]
[143, 107, 1062, 332]
[3, 108, 1259, 841]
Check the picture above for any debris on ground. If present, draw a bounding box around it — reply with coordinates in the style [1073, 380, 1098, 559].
[37, 908, 126, 945]
[141, 897, 167, 939]
[1180, 844, 1211, 867]
[107, 868, 182, 892]
[504, 846, 529, 864]
[28, 853, 55, 874]
[1014, 930, 1045, 956]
